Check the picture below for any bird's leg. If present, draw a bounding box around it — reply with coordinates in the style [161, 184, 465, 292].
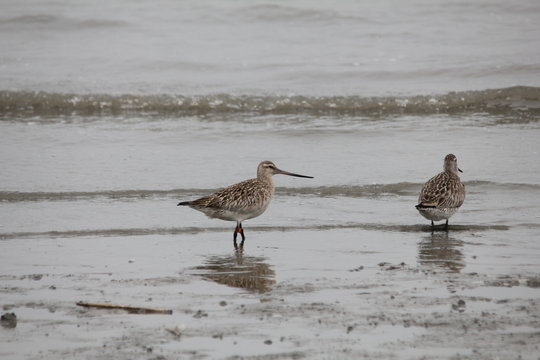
[233, 224, 240, 250]
[445, 219, 449, 231]
[233, 222, 246, 250]
[239, 222, 246, 248]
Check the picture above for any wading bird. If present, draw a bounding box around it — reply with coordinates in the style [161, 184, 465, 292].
[178, 161, 313, 249]
[416, 154, 465, 230]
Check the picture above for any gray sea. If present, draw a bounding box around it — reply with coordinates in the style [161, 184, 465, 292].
[1, 1, 540, 359]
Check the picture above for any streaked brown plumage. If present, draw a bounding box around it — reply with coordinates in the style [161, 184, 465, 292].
[416, 154, 465, 228]
[178, 161, 313, 249]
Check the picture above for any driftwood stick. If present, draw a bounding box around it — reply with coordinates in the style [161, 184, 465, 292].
[76, 301, 172, 315]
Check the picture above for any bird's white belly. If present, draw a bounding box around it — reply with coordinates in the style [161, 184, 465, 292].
[417, 207, 458, 221]
[198, 203, 270, 222]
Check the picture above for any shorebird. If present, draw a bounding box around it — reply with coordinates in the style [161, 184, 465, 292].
[416, 154, 465, 229]
[177, 161, 313, 249]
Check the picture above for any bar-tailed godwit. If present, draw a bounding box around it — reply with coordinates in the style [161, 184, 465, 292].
[416, 154, 465, 229]
[178, 160, 313, 249]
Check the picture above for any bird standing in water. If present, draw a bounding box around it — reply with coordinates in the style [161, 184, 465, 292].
[416, 154, 465, 230]
[178, 161, 313, 249]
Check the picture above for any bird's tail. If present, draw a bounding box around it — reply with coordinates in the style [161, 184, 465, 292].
[177, 201, 191, 206]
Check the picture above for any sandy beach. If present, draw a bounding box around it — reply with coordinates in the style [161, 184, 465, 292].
[2, 222, 540, 359]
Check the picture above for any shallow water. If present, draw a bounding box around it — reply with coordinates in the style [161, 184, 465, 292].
[1, 107, 539, 359]
[1, 0, 540, 359]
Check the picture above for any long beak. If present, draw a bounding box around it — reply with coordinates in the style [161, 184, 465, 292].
[458, 168, 463, 173]
[275, 168, 314, 178]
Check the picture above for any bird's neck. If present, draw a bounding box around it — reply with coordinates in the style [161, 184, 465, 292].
[445, 168, 460, 177]
[258, 174, 275, 188]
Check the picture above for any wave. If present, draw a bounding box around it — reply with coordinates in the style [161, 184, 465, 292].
[236, 4, 373, 24]
[1, 86, 539, 118]
[0, 14, 127, 29]
[0, 223, 512, 240]
[0, 189, 199, 203]
[1, 181, 537, 203]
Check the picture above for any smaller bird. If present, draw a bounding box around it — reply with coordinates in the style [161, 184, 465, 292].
[178, 161, 313, 249]
[416, 154, 465, 229]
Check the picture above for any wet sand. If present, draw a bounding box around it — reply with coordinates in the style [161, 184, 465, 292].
[1, 223, 539, 359]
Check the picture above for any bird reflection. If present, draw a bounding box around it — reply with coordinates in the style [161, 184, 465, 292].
[193, 251, 275, 293]
[418, 231, 465, 273]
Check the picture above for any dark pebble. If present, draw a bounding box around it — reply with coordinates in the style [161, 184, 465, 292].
[1, 312, 17, 328]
